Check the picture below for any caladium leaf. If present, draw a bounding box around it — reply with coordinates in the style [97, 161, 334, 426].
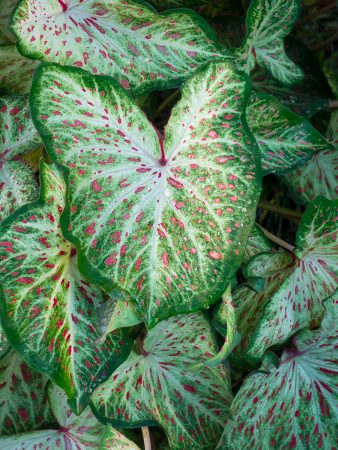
[0, 162, 133, 413]
[0, 45, 39, 95]
[11, 0, 225, 96]
[0, 349, 53, 436]
[282, 111, 338, 205]
[246, 92, 333, 175]
[246, 196, 338, 362]
[206, 285, 241, 367]
[101, 428, 141, 450]
[0, 0, 16, 42]
[231, 251, 295, 366]
[239, 0, 303, 86]
[91, 312, 233, 450]
[0, 382, 123, 449]
[218, 320, 338, 449]
[243, 224, 272, 264]
[0, 322, 9, 359]
[0, 96, 40, 221]
[31, 61, 261, 328]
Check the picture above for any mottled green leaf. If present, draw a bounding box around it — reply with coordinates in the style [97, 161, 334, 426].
[283, 111, 338, 205]
[0, 0, 16, 42]
[11, 0, 224, 95]
[0, 321, 9, 359]
[0, 382, 121, 449]
[0, 45, 39, 94]
[243, 224, 272, 264]
[246, 92, 332, 175]
[0, 96, 40, 221]
[206, 285, 241, 366]
[91, 313, 233, 450]
[231, 251, 295, 365]
[101, 428, 141, 449]
[31, 61, 260, 328]
[0, 162, 133, 413]
[218, 317, 338, 449]
[239, 0, 303, 86]
[247, 196, 338, 362]
[0, 349, 53, 436]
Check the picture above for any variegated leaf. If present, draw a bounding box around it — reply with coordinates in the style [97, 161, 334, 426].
[246, 92, 332, 175]
[0, 162, 133, 413]
[101, 428, 141, 450]
[282, 110, 338, 205]
[243, 224, 272, 264]
[0, 96, 40, 221]
[231, 251, 295, 366]
[31, 61, 260, 328]
[239, 0, 303, 86]
[0, 0, 16, 42]
[247, 196, 338, 362]
[0, 382, 122, 449]
[0, 45, 39, 94]
[218, 318, 338, 449]
[0, 349, 53, 436]
[12, 0, 224, 95]
[91, 313, 233, 450]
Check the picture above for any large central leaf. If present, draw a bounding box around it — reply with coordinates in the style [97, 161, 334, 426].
[0, 162, 133, 412]
[91, 313, 233, 450]
[31, 61, 261, 327]
[11, 0, 224, 95]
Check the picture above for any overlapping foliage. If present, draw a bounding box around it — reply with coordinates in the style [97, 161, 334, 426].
[0, 0, 337, 449]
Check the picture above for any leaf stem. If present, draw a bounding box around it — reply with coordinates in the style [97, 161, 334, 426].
[153, 89, 180, 118]
[258, 201, 302, 221]
[142, 427, 152, 450]
[58, 0, 68, 12]
[257, 224, 295, 252]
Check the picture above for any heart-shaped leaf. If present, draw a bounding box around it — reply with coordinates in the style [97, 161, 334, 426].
[11, 0, 224, 95]
[30, 61, 261, 328]
[0, 45, 39, 94]
[0, 349, 53, 436]
[0, 161, 133, 413]
[239, 0, 303, 86]
[0, 0, 16, 42]
[217, 300, 338, 449]
[91, 312, 233, 450]
[0, 382, 126, 449]
[246, 92, 332, 175]
[282, 110, 338, 205]
[245, 196, 338, 362]
[0, 95, 41, 221]
[243, 224, 272, 264]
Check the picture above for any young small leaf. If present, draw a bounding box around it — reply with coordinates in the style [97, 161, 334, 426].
[0, 95, 40, 221]
[11, 0, 224, 95]
[0, 162, 133, 413]
[218, 317, 338, 449]
[0, 45, 38, 94]
[243, 224, 272, 264]
[0, 382, 124, 449]
[30, 61, 261, 328]
[91, 313, 233, 450]
[239, 0, 303, 86]
[247, 197, 338, 362]
[282, 110, 338, 205]
[0, 349, 53, 436]
[246, 92, 333, 175]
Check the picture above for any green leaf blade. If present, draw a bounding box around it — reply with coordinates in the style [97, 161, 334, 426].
[31, 61, 261, 328]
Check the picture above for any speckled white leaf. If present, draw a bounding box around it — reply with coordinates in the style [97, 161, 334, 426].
[30, 61, 261, 328]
